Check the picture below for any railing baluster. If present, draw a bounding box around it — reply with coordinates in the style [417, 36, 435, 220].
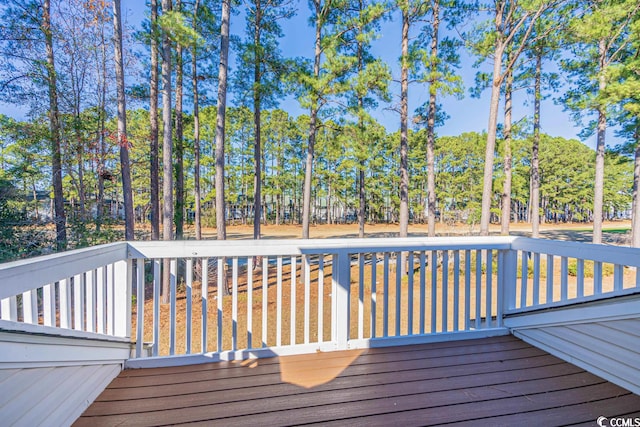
[442, 250, 449, 332]
[136, 259, 145, 358]
[532, 253, 540, 306]
[318, 255, 324, 342]
[546, 254, 554, 304]
[186, 258, 193, 354]
[21, 290, 36, 324]
[485, 250, 493, 328]
[577, 259, 584, 297]
[453, 251, 460, 332]
[304, 255, 311, 344]
[152, 260, 160, 356]
[31, 288, 39, 324]
[371, 253, 377, 338]
[561, 257, 568, 302]
[395, 251, 401, 336]
[43, 283, 55, 327]
[614, 264, 624, 292]
[60, 278, 71, 329]
[96, 267, 106, 334]
[358, 254, 365, 340]
[73, 273, 84, 331]
[383, 252, 389, 337]
[464, 250, 471, 330]
[217, 257, 223, 352]
[290, 256, 296, 346]
[86, 270, 96, 333]
[276, 256, 282, 347]
[594, 261, 603, 295]
[262, 256, 268, 347]
[496, 251, 504, 327]
[520, 251, 528, 308]
[247, 257, 253, 349]
[232, 257, 238, 351]
[475, 250, 481, 330]
[419, 251, 426, 335]
[201, 258, 208, 354]
[170, 259, 177, 356]
[407, 251, 414, 335]
[106, 263, 114, 335]
[431, 250, 438, 333]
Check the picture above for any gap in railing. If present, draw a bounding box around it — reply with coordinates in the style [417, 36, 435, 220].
[514, 251, 639, 310]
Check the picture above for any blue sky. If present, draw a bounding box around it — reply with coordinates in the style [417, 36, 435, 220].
[124, 1, 610, 149]
[0, 2, 615, 151]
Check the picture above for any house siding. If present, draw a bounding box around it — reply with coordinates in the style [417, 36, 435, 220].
[506, 296, 640, 395]
[0, 364, 121, 426]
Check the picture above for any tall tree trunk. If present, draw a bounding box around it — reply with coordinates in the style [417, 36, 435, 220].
[399, 6, 409, 240]
[96, 33, 107, 233]
[480, 41, 504, 236]
[426, 0, 439, 237]
[75, 132, 86, 219]
[193, 0, 202, 241]
[500, 68, 513, 235]
[215, 0, 230, 242]
[302, 1, 322, 240]
[43, 0, 66, 250]
[215, 0, 231, 295]
[276, 142, 281, 225]
[399, 4, 410, 274]
[253, 1, 262, 242]
[531, 50, 541, 237]
[150, 0, 160, 240]
[174, 0, 184, 240]
[161, 0, 173, 303]
[357, 25, 365, 239]
[113, 0, 134, 241]
[593, 39, 607, 244]
[632, 123, 640, 247]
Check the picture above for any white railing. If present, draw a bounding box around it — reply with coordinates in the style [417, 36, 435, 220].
[126, 237, 514, 365]
[1, 236, 639, 366]
[508, 238, 640, 313]
[0, 242, 131, 339]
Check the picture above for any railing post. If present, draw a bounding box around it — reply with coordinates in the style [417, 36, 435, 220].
[113, 258, 132, 338]
[500, 249, 518, 320]
[331, 252, 351, 350]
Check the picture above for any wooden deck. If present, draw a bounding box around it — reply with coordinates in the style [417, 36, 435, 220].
[75, 335, 640, 426]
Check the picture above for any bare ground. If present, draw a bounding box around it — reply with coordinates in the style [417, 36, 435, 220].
[168, 219, 632, 244]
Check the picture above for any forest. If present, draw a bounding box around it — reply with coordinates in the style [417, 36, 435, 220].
[0, 0, 639, 263]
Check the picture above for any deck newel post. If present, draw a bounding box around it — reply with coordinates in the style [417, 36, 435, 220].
[501, 249, 518, 320]
[331, 252, 351, 350]
[113, 257, 133, 338]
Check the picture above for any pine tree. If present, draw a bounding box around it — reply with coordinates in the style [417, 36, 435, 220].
[561, 0, 639, 243]
[113, 0, 134, 241]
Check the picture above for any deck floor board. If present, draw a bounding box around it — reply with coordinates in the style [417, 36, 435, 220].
[76, 335, 640, 426]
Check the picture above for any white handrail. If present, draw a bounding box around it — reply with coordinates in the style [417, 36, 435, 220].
[1, 236, 639, 364]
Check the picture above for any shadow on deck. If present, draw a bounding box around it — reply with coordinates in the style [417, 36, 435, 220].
[76, 335, 640, 426]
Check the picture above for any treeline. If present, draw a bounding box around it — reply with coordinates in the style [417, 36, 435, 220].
[0, 0, 639, 263]
[0, 107, 632, 258]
